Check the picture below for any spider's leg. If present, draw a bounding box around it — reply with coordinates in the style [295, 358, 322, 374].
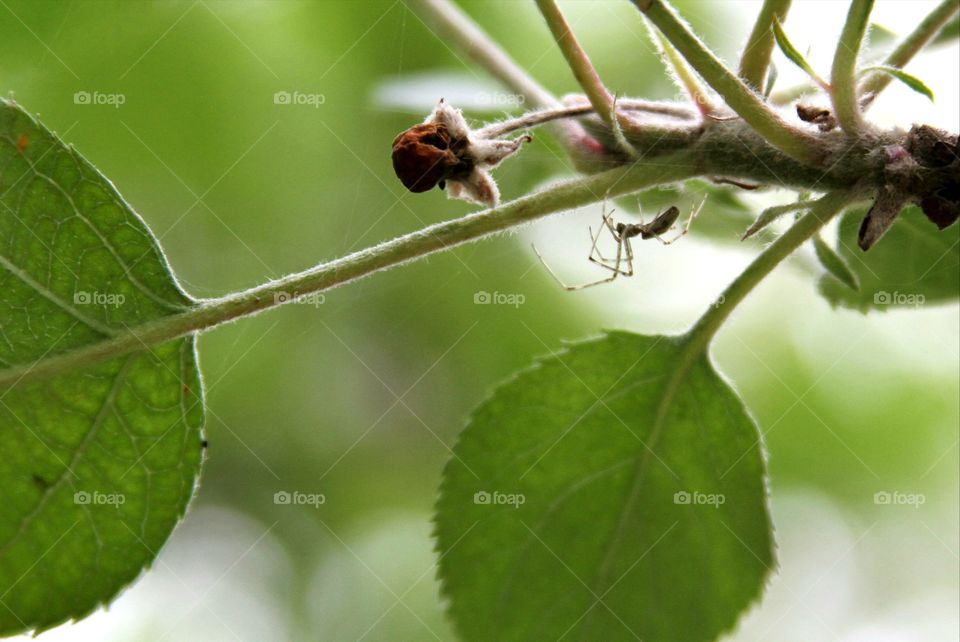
[567, 238, 624, 290]
[621, 237, 635, 277]
[532, 243, 620, 291]
[590, 208, 628, 270]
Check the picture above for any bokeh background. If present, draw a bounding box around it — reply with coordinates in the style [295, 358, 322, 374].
[1, 1, 957, 640]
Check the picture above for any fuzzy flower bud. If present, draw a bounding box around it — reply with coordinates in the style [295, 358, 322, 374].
[392, 99, 531, 207]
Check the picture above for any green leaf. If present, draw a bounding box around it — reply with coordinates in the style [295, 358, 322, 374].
[435, 332, 773, 642]
[0, 98, 205, 634]
[772, 17, 829, 88]
[859, 65, 934, 101]
[819, 205, 960, 310]
[813, 234, 860, 291]
[763, 62, 779, 100]
[742, 200, 811, 240]
[866, 22, 898, 49]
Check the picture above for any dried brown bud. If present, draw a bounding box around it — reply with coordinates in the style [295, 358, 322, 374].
[796, 104, 836, 132]
[391, 123, 467, 193]
[390, 100, 530, 206]
[858, 187, 907, 251]
[906, 125, 960, 231]
[921, 189, 960, 230]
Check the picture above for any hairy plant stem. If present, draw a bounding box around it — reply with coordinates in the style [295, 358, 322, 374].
[630, 0, 823, 166]
[0, 156, 698, 390]
[860, 0, 960, 108]
[534, 0, 645, 161]
[650, 29, 714, 117]
[831, 0, 875, 137]
[739, 0, 793, 90]
[411, 0, 556, 109]
[534, 0, 614, 124]
[475, 100, 695, 140]
[684, 189, 858, 354]
[410, 0, 593, 163]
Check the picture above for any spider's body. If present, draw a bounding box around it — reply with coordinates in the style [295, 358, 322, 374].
[533, 203, 700, 290]
[617, 205, 681, 240]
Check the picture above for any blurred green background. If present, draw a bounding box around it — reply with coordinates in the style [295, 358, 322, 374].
[2, 1, 957, 640]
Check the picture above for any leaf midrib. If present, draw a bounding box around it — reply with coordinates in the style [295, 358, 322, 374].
[580, 334, 704, 637]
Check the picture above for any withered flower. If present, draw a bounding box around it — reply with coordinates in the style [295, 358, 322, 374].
[796, 104, 837, 132]
[858, 126, 959, 250]
[391, 99, 531, 207]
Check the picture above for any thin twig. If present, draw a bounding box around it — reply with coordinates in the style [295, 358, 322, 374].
[0, 155, 700, 390]
[409, 0, 588, 156]
[687, 189, 859, 349]
[474, 100, 697, 139]
[630, 0, 823, 166]
[830, 0, 875, 137]
[860, 0, 960, 109]
[534, 0, 614, 116]
[651, 28, 715, 117]
[739, 0, 793, 91]
[534, 0, 638, 157]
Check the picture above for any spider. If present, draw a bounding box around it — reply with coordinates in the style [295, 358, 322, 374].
[532, 199, 704, 291]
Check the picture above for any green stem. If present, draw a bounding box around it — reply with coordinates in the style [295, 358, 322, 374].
[0, 155, 699, 390]
[652, 29, 714, 116]
[860, 0, 960, 108]
[770, 81, 817, 106]
[534, 0, 613, 118]
[534, 0, 641, 158]
[739, 0, 793, 90]
[412, 0, 557, 109]
[831, 0, 875, 136]
[630, 0, 822, 166]
[476, 99, 697, 139]
[685, 189, 858, 353]
[409, 0, 588, 158]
